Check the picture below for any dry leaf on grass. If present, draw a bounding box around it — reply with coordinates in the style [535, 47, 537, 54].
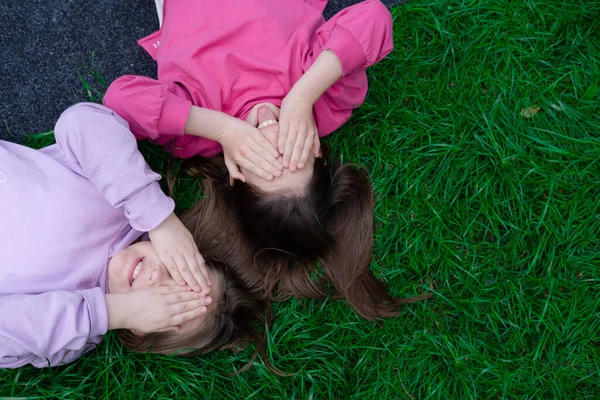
[520, 106, 540, 118]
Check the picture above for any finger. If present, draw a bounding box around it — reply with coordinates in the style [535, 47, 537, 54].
[171, 304, 209, 325]
[237, 151, 278, 181]
[173, 296, 211, 313]
[250, 137, 283, 175]
[165, 290, 208, 304]
[270, 104, 281, 119]
[173, 255, 201, 292]
[161, 285, 194, 295]
[278, 123, 288, 155]
[252, 130, 280, 159]
[297, 133, 314, 170]
[313, 132, 321, 158]
[224, 158, 247, 183]
[164, 258, 186, 286]
[196, 253, 211, 287]
[282, 130, 297, 169]
[288, 130, 307, 171]
[185, 253, 209, 294]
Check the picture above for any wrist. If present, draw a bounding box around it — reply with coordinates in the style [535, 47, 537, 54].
[184, 106, 232, 141]
[286, 50, 342, 106]
[105, 293, 128, 330]
[283, 92, 315, 108]
[151, 212, 176, 234]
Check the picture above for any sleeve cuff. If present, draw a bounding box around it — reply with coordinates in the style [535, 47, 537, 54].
[157, 91, 193, 136]
[77, 288, 109, 338]
[323, 25, 368, 77]
[124, 181, 176, 232]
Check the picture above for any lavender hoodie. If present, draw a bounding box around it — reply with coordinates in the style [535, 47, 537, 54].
[0, 103, 175, 368]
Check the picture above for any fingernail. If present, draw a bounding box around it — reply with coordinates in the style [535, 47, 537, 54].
[204, 297, 212, 305]
[199, 307, 207, 314]
[298, 163, 304, 169]
[195, 286, 202, 292]
[207, 280, 212, 286]
[198, 292, 206, 297]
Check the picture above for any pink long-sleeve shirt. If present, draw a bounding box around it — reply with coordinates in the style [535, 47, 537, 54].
[103, 0, 393, 158]
[0, 103, 174, 368]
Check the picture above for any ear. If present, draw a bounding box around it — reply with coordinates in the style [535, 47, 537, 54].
[155, 326, 181, 333]
[131, 325, 180, 337]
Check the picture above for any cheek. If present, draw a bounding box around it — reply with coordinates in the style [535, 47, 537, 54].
[107, 251, 128, 292]
[108, 251, 126, 276]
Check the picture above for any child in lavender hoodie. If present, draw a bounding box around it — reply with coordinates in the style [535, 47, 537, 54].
[0, 103, 261, 368]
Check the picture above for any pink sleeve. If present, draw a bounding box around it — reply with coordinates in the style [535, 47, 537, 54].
[317, 0, 393, 76]
[0, 288, 107, 368]
[307, 0, 393, 136]
[103, 75, 192, 140]
[54, 103, 175, 232]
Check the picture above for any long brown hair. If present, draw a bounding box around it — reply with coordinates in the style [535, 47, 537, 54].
[115, 257, 274, 374]
[181, 149, 430, 321]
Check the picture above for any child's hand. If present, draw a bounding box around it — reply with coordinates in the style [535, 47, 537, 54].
[106, 286, 210, 333]
[149, 213, 211, 294]
[218, 117, 283, 182]
[278, 95, 320, 171]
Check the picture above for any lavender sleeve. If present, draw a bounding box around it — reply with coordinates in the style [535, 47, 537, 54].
[0, 288, 107, 368]
[54, 103, 175, 232]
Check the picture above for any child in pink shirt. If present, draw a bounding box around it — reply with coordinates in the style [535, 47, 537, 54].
[105, 0, 401, 318]
[104, 0, 392, 176]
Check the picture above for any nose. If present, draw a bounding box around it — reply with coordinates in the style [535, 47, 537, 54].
[257, 106, 278, 125]
[147, 264, 173, 287]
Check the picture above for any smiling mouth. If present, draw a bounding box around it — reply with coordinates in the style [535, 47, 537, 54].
[257, 119, 278, 129]
[129, 258, 145, 286]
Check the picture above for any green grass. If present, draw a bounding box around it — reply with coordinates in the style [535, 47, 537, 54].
[3, 0, 600, 398]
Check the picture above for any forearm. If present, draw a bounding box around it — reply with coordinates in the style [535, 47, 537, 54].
[287, 50, 343, 105]
[0, 289, 107, 367]
[104, 75, 192, 139]
[184, 105, 234, 142]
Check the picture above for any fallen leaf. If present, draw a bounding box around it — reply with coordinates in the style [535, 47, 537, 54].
[520, 106, 540, 118]
[582, 81, 598, 101]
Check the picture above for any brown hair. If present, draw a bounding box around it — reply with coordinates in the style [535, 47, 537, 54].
[181, 149, 430, 321]
[115, 257, 274, 374]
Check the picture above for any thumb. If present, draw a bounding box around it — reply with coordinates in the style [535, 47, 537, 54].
[313, 134, 321, 158]
[224, 158, 247, 183]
